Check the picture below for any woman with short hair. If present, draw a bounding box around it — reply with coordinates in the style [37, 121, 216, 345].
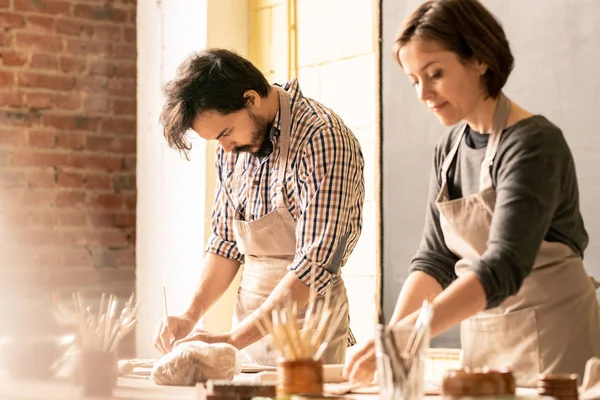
[344, 0, 600, 386]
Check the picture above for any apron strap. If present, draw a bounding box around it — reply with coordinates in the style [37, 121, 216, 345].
[440, 123, 467, 189]
[224, 154, 246, 219]
[274, 88, 292, 210]
[479, 92, 512, 191]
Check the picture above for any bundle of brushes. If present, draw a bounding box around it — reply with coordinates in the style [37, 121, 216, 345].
[53, 292, 139, 353]
[379, 298, 434, 382]
[254, 269, 349, 361]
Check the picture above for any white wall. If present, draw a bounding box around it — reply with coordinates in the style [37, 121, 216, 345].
[136, 0, 209, 358]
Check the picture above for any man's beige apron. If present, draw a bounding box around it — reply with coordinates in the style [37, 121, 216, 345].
[435, 93, 600, 387]
[225, 88, 350, 366]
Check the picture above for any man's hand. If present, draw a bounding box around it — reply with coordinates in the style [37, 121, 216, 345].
[173, 329, 233, 349]
[154, 314, 196, 354]
[343, 338, 377, 384]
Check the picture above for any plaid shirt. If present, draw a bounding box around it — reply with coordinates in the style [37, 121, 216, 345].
[206, 79, 365, 296]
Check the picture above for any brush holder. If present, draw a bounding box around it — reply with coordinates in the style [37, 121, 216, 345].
[78, 349, 118, 397]
[276, 358, 323, 396]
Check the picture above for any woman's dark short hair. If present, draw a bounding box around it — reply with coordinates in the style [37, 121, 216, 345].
[393, 0, 514, 98]
[159, 48, 271, 157]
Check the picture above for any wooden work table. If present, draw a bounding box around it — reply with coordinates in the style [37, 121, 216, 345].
[0, 373, 380, 400]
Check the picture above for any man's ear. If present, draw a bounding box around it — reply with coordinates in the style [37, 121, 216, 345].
[243, 90, 261, 109]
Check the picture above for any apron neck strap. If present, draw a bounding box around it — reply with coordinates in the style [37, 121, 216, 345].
[479, 92, 511, 190]
[275, 87, 292, 209]
[440, 122, 467, 189]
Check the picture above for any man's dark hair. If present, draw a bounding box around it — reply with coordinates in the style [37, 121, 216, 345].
[159, 48, 271, 157]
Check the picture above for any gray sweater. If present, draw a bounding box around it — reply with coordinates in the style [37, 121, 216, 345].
[410, 115, 588, 308]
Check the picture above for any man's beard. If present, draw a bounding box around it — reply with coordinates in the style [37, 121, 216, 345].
[233, 111, 273, 158]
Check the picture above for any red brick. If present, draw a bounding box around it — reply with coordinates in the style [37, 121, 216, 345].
[0, 149, 11, 166]
[115, 61, 136, 79]
[0, 70, 14, 86]
[0, 12, 25, 29]
[0, 0, 9, 8]
[85, 174, 111, 190]
[68, 153, 122, 172]
[0, 129, 26, 146]
[66, 39, 112, 56]
[108, 79, 135, 97]
[58, 211, 87, 226]
[63, 249, 93, 267]
[100, 117, 135, 135]
[28, 130, 57, 148]
[112, 174, 134, 191]
[89, 59, 115, 77]
[16, 33, 63, 52]
[111, 138, 136, 153]
[21, 190, 48, 207]
[125, 193, 136, 210]
[91, 193, 123, 210]
[127, 9, 135, 24]
[111, 99, 135, 116]
[15, 0, 70, 15]
[122, 155, 135, 172]
[55, 19, 94, 37]
[98, 230, 129, 247]
[114, 212, 134, 228]
[0, 91, 23, 107]
[84, 95, 108, 113]
[56, 132, 85, 150]
[30, 53, 58, 70]
[16, 229, 63, 246]
[93, 248, 135, 268]
[0, 170, 25, 187]
[19, 72, 74, 91]
[0, 110, 41, 126]
[2, 51, 28, 66]
[123, 27, 135, 43]
[42, 114, 98, 131]
[3, 210, 30, 226]
[57, 170, 84, 188]
[59, 56, 87, 73]
[114, 43, 136, 59]
[25, 16, 55, 33]
[89, 211, 114, 227]
[25, 92, 54, 109]
[55, 93, 81, 110]
[13, 151, 68, 168]
[73, 4, 127, 22]
[0, 31, 12, 48]
[26, 170, 55, 187]
[55, 191, 85, 207]
[29, 211, 58, 227]
[94, 25, 121, 42]
[76, 76, 108, 92]
[85, 135, 112, 152]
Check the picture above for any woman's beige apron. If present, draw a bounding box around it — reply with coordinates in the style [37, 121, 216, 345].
[435, 93, 600, 387]
[225, 88, 350, 366]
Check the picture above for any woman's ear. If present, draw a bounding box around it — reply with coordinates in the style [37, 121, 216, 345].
[476, 59, 489, 76]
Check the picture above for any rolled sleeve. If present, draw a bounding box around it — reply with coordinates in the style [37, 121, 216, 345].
[289, 127, 365, 295]
[204, 146, 244, 263]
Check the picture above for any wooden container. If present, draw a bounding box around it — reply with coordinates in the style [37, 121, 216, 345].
[442, 368, 516, 398]
[78, 350, 118, 397]
[276, 358, 323, 396]
[537, 373, 579, 400]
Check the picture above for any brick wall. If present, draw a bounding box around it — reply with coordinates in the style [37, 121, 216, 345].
[0, 0, 137, 346]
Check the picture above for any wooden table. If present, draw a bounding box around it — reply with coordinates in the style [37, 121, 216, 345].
[0, 374, 379, 400]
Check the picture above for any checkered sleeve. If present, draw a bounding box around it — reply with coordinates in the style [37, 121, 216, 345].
[289, 126, 365, 295]
[205, 146, 244, 263]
